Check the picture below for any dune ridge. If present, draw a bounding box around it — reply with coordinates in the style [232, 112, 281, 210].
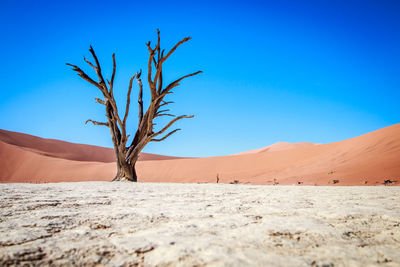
[234, 142, 318, 155]
[1, 124, 399, 185]
[0, 129, 183, 162]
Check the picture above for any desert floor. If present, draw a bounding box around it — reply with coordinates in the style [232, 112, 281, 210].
[0, 182, 399, 266]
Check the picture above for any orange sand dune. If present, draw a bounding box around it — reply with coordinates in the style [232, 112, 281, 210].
[0, 140, 115, 182]
[0, 129, 183, 162]
[234, 142, 318, 155]
[1, 125, 399, 185]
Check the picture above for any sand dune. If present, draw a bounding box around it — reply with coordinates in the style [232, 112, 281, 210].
[139, 124, 400, 185]
[0, 125, 399, 185]
[0, 129, 183, 162]
[234, 142, 318, 155]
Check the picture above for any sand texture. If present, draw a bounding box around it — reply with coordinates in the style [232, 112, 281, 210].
[1, 124, 400, 185]
[0, 182, 399, 266]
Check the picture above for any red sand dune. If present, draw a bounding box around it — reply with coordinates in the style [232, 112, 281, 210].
[0, 129, 183, 162]
[1, 125, 399, 185]
[234, 142, 318, 155]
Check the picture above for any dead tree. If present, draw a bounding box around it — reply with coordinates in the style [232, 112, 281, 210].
[67, 30, 201, 182]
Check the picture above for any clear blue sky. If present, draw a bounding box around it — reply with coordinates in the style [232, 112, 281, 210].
[0, 0, 399, 157]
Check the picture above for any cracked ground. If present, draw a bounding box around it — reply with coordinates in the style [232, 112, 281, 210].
[0, 182, 399, 266]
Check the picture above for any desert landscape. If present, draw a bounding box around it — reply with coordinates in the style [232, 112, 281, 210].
[1, 1, 400, 266]
[1, 125, 399, 265]
[1, 124, 399, 185]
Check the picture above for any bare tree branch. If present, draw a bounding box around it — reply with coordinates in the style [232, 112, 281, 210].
[151, 129, 181, 142]
[85, 119, 109, 127]
[163, 71, 202, 94]
[136, 70, 143, 127]
[153, 30, 163, 91]
[152, 115, 194, 138]
[156, 29, 161, 52]
[156, 109, 170, 115]
[66, 63, 103, 91]
[123, 74, 136, 127]
[88, 45, 107, 88]
[155, 113, 175, 118]
[109, 53, 116, 96]
[106, 97, 124, 136]
[146, 41, 156, 98]
[95, 98, 106, 105]
[159, 101, 174, 108]
[157, 30, 161, 62]
[83, 56, 96, 70]
[157, 67, 163, 94]
[161, 36, 192, 63]
[152, 57, 157, 68]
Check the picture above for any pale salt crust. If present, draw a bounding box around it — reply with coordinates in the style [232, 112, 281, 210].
[0, 182, 399, 266]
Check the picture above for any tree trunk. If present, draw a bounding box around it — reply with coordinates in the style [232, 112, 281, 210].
[113, 160, 137, 182]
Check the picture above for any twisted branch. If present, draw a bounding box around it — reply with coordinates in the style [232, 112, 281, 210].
[85, 119, 109, 127]
[152, 115, 194, 139]
[151, 129, 181, 142]
[123, 74, 136, 127]
[109, 53, 116, 96]
[95, 98, 106, 105]
[163, 71, 202, 94]
[88, 45, 107, 87]
[136, 70, 143, 127]
[66, 63, 102, 91]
